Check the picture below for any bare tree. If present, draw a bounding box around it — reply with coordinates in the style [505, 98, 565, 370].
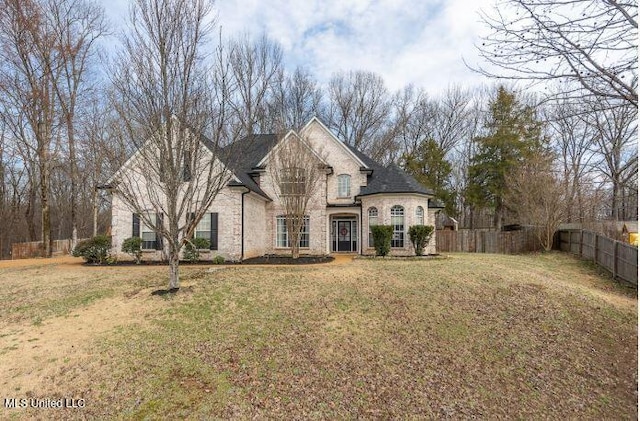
[228, 33, 283, 137]
[108, 0, 237, 289]
[506, 152, 565, 250]
[0, 0, 105, 256]
[546, 94, 598, 223]
[0, 0, 64, 257]
[475, 0, 638, 108]
[270, 66, 323, 132]
[584, 96, 638, 220]
[48, 0, 106, 248]
[268, 135, 326, 259]
[325, 70, 392, 156]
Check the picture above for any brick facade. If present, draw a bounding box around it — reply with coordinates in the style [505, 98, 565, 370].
[109, 118, 439, 261]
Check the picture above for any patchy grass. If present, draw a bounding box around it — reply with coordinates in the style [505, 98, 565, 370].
[0, 252, 636, 420]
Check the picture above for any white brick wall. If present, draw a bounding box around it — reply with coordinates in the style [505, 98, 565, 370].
[109, 118, 437, 261]
[360, 194, 437, 256]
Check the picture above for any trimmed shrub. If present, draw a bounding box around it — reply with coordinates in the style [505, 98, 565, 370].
[371, 225, 393, 257]
[121, 237, 143, 264]
[408, 225, 434, 256]
[72, 235, 111, 264]
[183, 237, 211, 262]
[213, 255, 225, 264]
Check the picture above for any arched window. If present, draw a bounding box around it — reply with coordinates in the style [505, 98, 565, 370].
[391, 205, 405, 248]
[416, 206, 424, 225]
[368, 207, 378, 248]
[337, 174, 351, 198]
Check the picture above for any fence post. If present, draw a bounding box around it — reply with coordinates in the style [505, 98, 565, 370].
[613, 241, 618, 280]
[593, 234, 598, 264]
[579, 230, 583, 257]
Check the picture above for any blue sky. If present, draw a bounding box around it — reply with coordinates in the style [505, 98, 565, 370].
[102, 0, 492, 94]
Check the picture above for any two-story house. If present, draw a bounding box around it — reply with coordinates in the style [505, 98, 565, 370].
[108, 117, 441, 261]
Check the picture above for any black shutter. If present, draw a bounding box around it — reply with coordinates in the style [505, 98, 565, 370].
[132, 213, 140, 237]
[156, 213, 164, 250]
[210, 213, 218, 250]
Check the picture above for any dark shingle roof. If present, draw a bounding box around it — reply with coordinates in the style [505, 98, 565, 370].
[358, 163, 434, 197]
[342, 143, 433, 197]
[215, 132, 433, 199]
[217, 134, 278, 199]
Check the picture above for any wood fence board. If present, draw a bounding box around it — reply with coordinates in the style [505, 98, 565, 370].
[436, 229, 542, 255]
[11, 238, 88, 259]
[555, 229, 637, 286]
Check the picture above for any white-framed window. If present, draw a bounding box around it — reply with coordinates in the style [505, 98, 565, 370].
[391, 205, 404, 248]
[368, 207, 378, 248]
[195, 213, 211, 240]
[337, 174, 351, 198]
[276, 215, 310, 248]
[416, 206, 424, 225]
[141, 213, 157, 250]
[280, 167, 306, 196]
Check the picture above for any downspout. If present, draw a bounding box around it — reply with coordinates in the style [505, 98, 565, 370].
[359, 202, 363, 255]
[241, 188, 249, 261]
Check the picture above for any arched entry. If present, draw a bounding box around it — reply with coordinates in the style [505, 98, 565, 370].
[330, 215, 358, 252]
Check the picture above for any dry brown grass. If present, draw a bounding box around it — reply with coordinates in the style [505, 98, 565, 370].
[0, 252, 636, 419]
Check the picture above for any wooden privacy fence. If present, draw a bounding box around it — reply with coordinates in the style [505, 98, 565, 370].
[11, 238, 88, 260]
[436, 229, 542, 254]
[556, 229, 637, 286]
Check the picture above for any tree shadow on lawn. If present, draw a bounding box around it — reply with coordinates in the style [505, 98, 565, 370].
[150, 285, 195, 296]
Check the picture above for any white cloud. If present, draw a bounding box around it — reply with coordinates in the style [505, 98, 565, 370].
[101, 0, 494, 94]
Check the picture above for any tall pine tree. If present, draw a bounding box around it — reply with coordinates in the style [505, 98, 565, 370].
[403, 138, 455, 215]
[466, 87, 546, 229]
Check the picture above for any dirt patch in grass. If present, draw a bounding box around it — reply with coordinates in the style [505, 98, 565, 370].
[0, 252, 636, 419]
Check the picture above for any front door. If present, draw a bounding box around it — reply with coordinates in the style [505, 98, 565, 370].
[332, 219, 358, 252]
[337, 221, 351, 252]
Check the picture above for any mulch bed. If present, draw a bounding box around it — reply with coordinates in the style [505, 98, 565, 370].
[240, 255, 334, 265]
[83, 255, 334, 266]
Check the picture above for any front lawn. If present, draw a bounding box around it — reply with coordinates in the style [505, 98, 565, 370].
[0, 252, 636, 419]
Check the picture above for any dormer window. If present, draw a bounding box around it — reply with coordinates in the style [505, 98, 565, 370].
[337, 174, 351, 198]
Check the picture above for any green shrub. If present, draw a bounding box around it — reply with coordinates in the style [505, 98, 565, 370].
[121, 237, 143, 264]
[408, 225, 434, 256]
[72, 235, 111, 264]
[213, 255, 225, 264]
[371, 225, 393, 257]
[183, 237, 211, 262]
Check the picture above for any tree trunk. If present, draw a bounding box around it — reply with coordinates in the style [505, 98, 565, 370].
[40, 151, 52, 258]
[67, 116, 78, 248]
[168, 249, 180, 290]
[92, 187, 98, 237]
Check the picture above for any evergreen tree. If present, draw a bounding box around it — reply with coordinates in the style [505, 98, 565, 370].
[403, 138, 455, 215]
[466, 87, 546, 229]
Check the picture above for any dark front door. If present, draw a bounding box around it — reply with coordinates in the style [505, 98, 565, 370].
[337, 221, 351, 252]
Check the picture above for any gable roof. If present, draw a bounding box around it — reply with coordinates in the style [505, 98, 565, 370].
[222, 122, 434, 199]
[300, 117, 368, 169]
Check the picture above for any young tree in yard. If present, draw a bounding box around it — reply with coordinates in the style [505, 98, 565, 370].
[108, 0, 237, 290]
[476, 0, 637, 108]
[466, 86, 546, 230]
[269, 135, 326, 259]
[505, 153, 564, 251]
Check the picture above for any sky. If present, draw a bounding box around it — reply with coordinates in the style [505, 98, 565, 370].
[102, 0, 494, 95]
